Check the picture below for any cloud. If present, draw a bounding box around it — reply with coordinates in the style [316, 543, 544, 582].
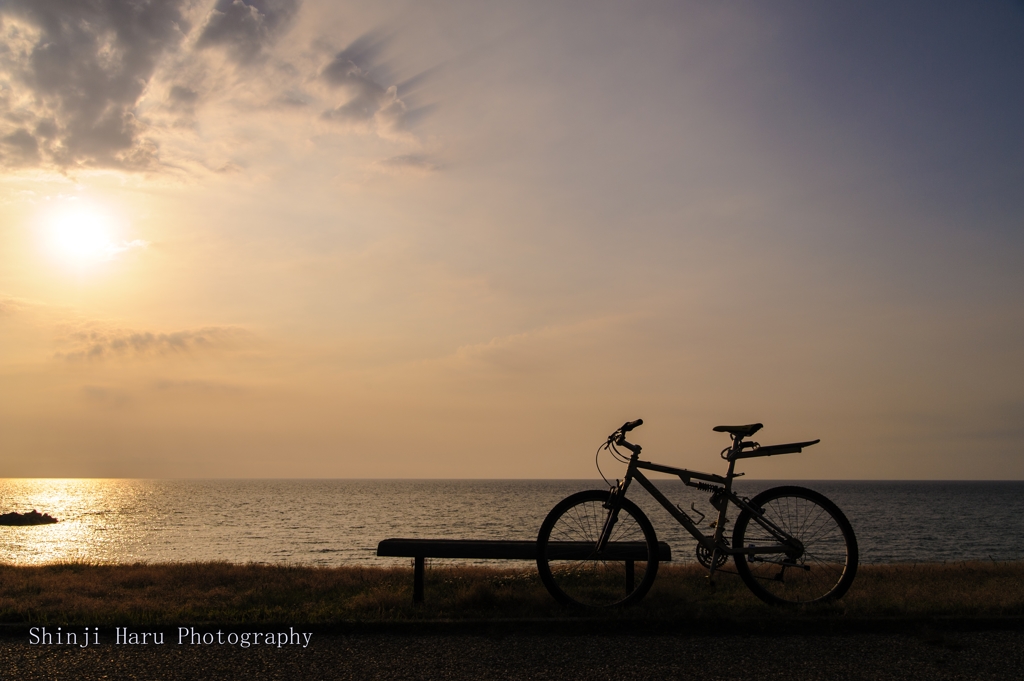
[195, 0, 301, 64]
[0, 2, 435, 172]
[376, 154, 440, 174]
[320, 32, 432, 138]
[442, 316, 628, 377]
[153, 378, 248, 394]
[0, 295, 25, 316]
[320, 32, 390, 91]
[272, 90, 310, 108]
[1, 128, 40, 164]
[54, 325, 252, 362]
[105, 239, 149, 259]
[81, 384, 132, 408]
[167, 84, 200, 113]
[451, 332, 555, 375]
[0, 0, 190, 170]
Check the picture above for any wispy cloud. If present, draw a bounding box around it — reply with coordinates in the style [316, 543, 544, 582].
[319, 32, 433, 139]
[81, 384, 132, 408]
[441, 316, 629, 376]
[195, 0, 301, 64]
[0, 295, 25, 316]
[152, 378, 249, 394]
[376, 154, 440, 174]
[54, 325, 252, 362]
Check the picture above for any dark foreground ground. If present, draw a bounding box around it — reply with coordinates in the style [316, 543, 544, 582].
[3, 562, 1023, 678]
[3, 627, 1023, 680]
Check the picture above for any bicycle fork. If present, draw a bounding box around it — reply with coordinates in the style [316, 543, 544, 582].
[597, 463, 638, 553]
[596, 483, 625, 552]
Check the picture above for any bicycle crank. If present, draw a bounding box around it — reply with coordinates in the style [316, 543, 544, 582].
[695, 544, 728, 569]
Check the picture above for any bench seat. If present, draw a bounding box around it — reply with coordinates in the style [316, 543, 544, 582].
[376, 538, 672, 602]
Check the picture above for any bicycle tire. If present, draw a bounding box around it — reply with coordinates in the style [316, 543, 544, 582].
[733, 485, 858, 605]
[536, 490, 659, 607]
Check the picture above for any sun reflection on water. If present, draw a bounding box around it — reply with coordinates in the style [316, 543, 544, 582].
[0, 479, 151, 565]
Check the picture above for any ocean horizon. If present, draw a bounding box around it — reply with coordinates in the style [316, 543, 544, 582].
[2, 479, 1022, 567]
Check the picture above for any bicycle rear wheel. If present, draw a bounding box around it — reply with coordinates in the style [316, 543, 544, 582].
[537, 490, 659, 607]
[733, 486, 858, 605]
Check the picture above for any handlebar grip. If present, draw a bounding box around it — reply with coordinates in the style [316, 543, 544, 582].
[621, 419, 643, 433]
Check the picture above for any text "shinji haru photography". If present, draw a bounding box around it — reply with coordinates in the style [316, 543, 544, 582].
[28, 627, 313, 648]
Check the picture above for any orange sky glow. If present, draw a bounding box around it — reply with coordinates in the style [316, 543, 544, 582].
[1, 1, 1022, 479]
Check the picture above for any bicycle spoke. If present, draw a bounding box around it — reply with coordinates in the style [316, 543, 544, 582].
[734, 486, 857, 605]
[538, 491, 659, 608]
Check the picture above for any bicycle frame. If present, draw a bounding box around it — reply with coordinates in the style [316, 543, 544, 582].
[599, 439, 814, 580]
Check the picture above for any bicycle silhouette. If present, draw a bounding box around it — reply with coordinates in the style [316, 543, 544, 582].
[537, 420, 858, 607]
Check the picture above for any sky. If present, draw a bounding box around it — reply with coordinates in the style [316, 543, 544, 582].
[1, 0, 1022, 479]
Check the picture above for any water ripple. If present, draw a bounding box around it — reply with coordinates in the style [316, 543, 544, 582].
[0, 479, 1021, 566]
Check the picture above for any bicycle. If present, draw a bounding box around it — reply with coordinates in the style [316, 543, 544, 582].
[536, 419, 858, 607]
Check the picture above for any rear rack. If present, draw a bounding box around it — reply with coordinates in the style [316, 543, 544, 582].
[731, 439, 820, 460]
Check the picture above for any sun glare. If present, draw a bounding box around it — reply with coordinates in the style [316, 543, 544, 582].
[42, 202, 144, 268]
[52, 210, 112, 259]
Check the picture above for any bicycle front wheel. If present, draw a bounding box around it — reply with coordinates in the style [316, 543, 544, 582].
[733, 486, 858, 605]
[537, 490, 659, 607]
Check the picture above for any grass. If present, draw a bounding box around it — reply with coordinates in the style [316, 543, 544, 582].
[1, 561, 1022, 627]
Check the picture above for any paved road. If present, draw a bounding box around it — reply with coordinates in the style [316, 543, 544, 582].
[3, 629, 1022, 679]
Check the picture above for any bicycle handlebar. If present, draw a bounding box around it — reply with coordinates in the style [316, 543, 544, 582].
[607, 419, 644, 454]
[620, 419, 643, 433]
[607, 419, 643, 443]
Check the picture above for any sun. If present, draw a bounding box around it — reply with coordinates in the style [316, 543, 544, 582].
[42, 202, 144, 268]
[50, 209, 114, 262]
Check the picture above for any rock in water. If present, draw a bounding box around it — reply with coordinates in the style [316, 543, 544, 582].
[0, 510, 59, 526]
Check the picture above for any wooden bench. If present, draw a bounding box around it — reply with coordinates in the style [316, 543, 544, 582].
[376, 538, 672, 603]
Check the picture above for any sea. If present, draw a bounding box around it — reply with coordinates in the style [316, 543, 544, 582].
[1, 479, 1022, 566]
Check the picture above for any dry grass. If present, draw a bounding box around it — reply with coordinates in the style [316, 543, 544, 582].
[1, 561, 1021, 626]
[841, 562, 1024, 617]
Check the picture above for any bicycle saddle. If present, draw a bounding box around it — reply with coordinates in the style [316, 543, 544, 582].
[713, 423, 763, 437]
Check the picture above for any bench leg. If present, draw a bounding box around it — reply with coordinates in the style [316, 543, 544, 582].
[625, 559, 634, 593]
[414, 556, 424, 604]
